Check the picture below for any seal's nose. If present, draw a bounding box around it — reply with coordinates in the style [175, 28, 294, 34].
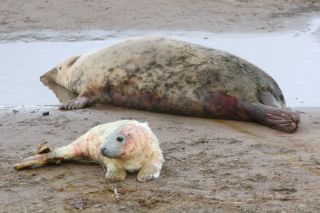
[101, 147, 106, 155]
[100, 147, 119, 159]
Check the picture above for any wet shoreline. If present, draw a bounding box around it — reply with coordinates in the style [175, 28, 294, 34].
[1, 19, 319, 107]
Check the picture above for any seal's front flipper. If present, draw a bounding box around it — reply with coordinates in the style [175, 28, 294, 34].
[59, 96, 95, 110]
[137, 154, 164, 182]
[243, 102, 300, 133]
[137, 162, 161, 182]
[104, 162, 127, 182]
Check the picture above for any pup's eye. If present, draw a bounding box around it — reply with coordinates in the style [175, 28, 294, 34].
[116, 136, 124, 143]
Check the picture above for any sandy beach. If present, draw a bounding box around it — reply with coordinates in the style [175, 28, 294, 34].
[1, 0, 320, 212]
[1, 0, 320, 34]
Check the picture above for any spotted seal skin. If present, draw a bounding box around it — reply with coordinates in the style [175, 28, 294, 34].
[41, 37, 300, 133]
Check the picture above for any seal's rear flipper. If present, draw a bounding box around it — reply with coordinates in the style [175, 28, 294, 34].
[13, 153, 61, 170]
[242, 102, 300, 133]
[60, 96, 96, 110]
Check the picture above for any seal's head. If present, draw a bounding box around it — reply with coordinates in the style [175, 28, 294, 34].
[40, 55, 80, 87]
[100, 122, 156, 160]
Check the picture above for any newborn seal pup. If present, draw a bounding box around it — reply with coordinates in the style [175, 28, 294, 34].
[14, 120, 164, 182]
[41, 37, 300, 133]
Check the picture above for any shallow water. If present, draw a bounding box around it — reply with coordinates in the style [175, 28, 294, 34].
[0, 18, 319, 107]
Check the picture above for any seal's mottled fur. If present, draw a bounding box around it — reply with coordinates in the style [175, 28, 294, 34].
[41, 37, 300, 133]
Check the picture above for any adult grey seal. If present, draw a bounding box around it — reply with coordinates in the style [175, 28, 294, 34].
[41, 37, 300, 133]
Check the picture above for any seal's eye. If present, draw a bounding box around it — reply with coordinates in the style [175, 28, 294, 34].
[116, 136, 124, 143]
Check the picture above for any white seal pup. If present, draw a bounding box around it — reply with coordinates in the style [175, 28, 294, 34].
[14, 120, 164, 182]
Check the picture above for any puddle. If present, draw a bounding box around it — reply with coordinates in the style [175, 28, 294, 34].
[0, 18, 319, 107]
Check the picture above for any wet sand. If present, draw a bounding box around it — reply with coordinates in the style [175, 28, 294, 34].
[1, 0, 320, 212]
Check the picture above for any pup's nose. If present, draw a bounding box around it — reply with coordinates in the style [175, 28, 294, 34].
[101, 147, 106, 155]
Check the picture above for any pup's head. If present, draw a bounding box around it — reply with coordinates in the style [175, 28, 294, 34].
[40, 55, 80, 87]
[100, 123, 156, 160]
